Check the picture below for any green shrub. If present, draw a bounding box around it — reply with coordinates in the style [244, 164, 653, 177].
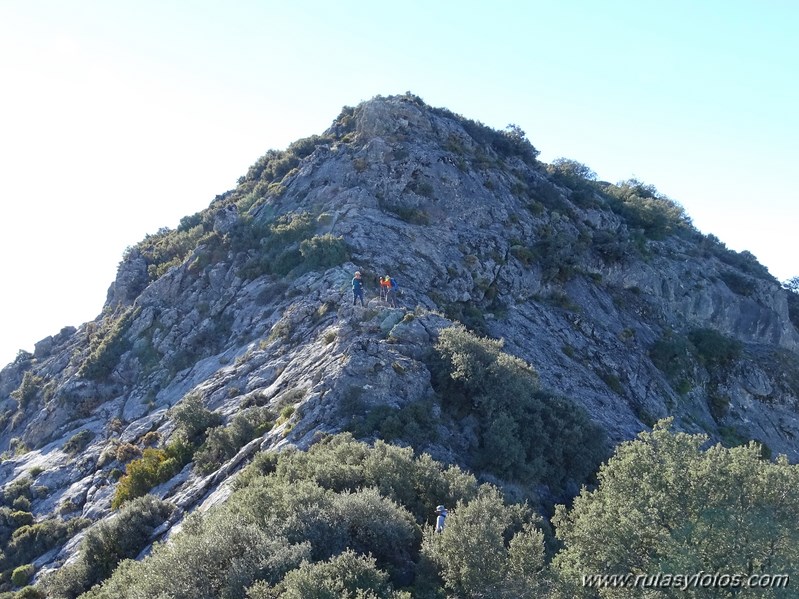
[13, 586, 45, 598]
[442, 301, 488, 336]
[11, 564, 34, 588]
[346, 399, 437, 446]
[531, 225, 586, 283]
[257, 550, 404, 599]
[243, 135, 330, 186]
[240, 211, 316, 279]
[604, 179, 693, 240]
[719, 271, 756, 296]
[553, 420, 799, 597]
[193, 426, 235, 474]
[509, 244, 535, 266]
[708, 389, 732, 419]
[2, 478, 32, 508]
[63, 430, 94, 456]
[177, 212, 203, 233]
[41, 495, 174, 599]
[79, 308, 136, 381]
[429, 104, 539, 165]
[11, 497, 31, 512]
[407, 178, 434, 198]
[546, 158, 601, 208]
[430, 325, 606, 488]
[9, 511, 34, 529]
[378, 201, 430, 225]
[688, 328, 742, 368]
[270, 434, 479, 523]
[597, 369, 624, 395]
[10, 372, 44, 410]
[1, 518, 88, 575]
[649, 331, 695, 380]
[421, 486, 547, 598]
[716, 246, 774, 280]
[111, 445, 186, 509]
[169, 394, 222, 446]
[194, 407, 274, 474]
[82, 517, 308, 599]
[133, 221, 208, 282]
[299, 234, 349, 270]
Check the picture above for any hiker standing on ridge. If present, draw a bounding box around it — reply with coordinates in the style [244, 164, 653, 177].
[435, 505, 447, 533]
[352, 271, 365, 306]
[380, 276, 391, 303]
[385, 275, 398, 308]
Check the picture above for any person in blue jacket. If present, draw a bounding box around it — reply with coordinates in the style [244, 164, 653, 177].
[352, 271, 364, 306]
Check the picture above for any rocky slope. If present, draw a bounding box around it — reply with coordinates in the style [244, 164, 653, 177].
[1, 93, 798, 583]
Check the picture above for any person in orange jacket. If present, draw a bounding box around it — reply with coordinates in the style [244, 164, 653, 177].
[380, 275, 399, 307]
[379, 276, 392, 303]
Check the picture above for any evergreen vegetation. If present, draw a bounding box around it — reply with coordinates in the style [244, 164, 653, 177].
[10, 372, 43, 411]
[650, 328, 743, 418]
[78, 308, 137, 381]
[553, 420, 799, 598]
[27, 424, 798, 598]
[42, 496, 174, 598]
[429, 325, 606, 489]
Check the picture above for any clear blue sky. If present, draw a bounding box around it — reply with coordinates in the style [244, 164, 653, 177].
[1, 0, 797, 366]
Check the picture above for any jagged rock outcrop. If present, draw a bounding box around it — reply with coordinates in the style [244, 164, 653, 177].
[1, 93, 798, 583]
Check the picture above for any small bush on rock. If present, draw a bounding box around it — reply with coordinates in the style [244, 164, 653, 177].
[41, 495, 174, 598]
[11, 564, 34, 588]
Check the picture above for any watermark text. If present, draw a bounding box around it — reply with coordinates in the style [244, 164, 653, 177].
[582, 571, 789, 591]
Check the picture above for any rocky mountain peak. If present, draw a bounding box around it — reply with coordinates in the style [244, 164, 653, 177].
[1, 93, 798, 591]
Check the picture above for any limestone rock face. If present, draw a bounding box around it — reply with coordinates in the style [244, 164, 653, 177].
[106, 248, 148, 308]
[1, 93, 798, 576]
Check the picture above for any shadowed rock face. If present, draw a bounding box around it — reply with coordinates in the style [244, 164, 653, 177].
[1, 93, 798, 575]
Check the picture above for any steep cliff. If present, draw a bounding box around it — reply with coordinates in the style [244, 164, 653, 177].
[1, 93, 797, 584]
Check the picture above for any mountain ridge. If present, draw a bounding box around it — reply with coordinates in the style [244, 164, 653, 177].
[1, 92, 798, 592]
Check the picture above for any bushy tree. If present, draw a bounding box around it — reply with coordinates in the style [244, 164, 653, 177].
[604, 179, 692, 240]
[783, 276, 799, 293]
[552, 419, 799, 598]
[248, 550, 408, 599]
[549, 157, 597, 181]
[270, 434, 478, 521]
[421, 486, 548, 598]
[431, 325, 606, 488]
